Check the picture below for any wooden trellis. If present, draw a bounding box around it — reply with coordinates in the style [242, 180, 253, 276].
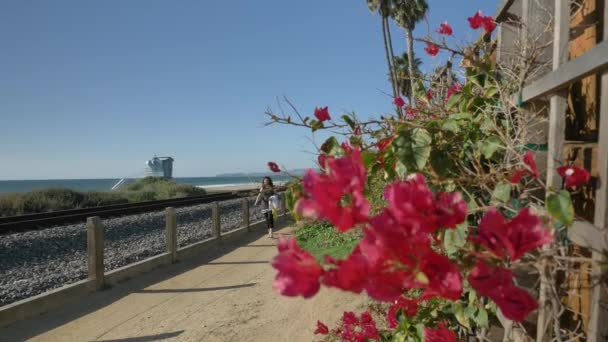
[495, 0, 608, 340]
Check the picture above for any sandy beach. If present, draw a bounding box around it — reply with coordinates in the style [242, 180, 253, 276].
[200, 182, 287, 193]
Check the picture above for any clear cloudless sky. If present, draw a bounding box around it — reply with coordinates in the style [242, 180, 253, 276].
[0, 0, 497, 180]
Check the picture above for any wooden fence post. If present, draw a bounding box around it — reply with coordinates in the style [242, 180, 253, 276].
[280, 192, 287, 215]
[242, 198, 250, 232]
[588, 3, 608, 341]
[86, 216, 104, 290]
[165, 207, 177, 263]
[536, 1, 570, 340]
[212, 202, 221, 240]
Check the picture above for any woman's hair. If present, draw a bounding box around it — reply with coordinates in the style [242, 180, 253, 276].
[262, 176, 274, 187]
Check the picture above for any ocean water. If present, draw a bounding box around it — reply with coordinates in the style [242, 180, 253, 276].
[0, 176, 293, 193]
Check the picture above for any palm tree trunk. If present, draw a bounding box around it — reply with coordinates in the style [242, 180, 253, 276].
[381, 16, 398, 101]
[405, 28, 416, 108]
[385, 19, 399, 96]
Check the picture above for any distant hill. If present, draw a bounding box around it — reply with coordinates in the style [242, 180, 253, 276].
[216, 169, 308, 177]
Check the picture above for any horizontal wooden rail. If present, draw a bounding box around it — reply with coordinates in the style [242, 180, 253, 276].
[521, 40, 608, 102]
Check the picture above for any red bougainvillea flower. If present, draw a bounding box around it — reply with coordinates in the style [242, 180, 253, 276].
[327, 176, 465, 302]
[314, 106, 331, 122]
[322, 246, 369, 293]
[493, 284, 539, 322]
[446, 82, 462, 99]
[271, 237, 323, 298]
[424, 42, 440, 56]
[468, 10, 484, 29]
[435, 192, 468, 229]
[267, 162, 281, 173]
[314, 320, 329, 335]
[467, 260, 514, 297]
[436, 21, 453, 35]
[468, 10, 496, 34]
[377, 138, 392, 152]
[468, 260, 538, 322]
[405, 107, 416, 120]
[386, 296, 418, 329]
[393, 96, 406, 107]
[341, 141, 353, 154]
[557, 165, 591, 189]
[470, 208, 553, 260]
[419, 250, 463, 300]
[339, 311, 379, 342]
[511, 151, 539, 184]
[295, 148, 370, 232]
[424, 322, 457, 342]
[317, 154, 328, 170]
[481, 16, 497, 34]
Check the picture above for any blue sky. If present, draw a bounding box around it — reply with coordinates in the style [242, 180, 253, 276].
[0, 0, 497, 180]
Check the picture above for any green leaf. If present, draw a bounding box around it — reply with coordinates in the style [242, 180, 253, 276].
[454, 304, 471, 329]
[467, 97, 486, 113]
[320, 136, 341, 156]
[547, 190, 574, 226]
[444, 222, 467, 256]
[480, 135, 503, 159]
[492, 182, 511, 203]
[451, 112, 473, 121]
[430, 149, 454, 178]
[342, 115, 355, 129]
[475, 307, 489, 328]
[441, 118, 460, 133]
[361, 151, 376, 170]
[484, 86, 499, 98]
[464, 305, 477, 320]
[411, 128, 432, 170]
[395, 160, 408, 178]
[447, 93, 463, 110]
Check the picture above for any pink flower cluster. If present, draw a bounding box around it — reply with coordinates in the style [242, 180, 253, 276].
[271, 146, 555, 326]
[313, 311, 379, 342]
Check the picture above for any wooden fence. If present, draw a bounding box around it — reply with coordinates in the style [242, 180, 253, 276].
[0, 195, 288, 328]
[495, 0, 608, 340]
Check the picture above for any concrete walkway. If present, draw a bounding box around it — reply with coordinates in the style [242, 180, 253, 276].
[0, 222, 364, 342]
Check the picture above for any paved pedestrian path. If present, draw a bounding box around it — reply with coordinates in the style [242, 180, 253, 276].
[0, 223, 364, 342]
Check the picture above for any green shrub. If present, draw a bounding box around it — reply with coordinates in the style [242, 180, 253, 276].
[0, 177, 207, 216]
[295, 221, 361, 262]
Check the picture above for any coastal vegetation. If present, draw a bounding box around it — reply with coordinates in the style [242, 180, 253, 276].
[0, 177, 206, 217]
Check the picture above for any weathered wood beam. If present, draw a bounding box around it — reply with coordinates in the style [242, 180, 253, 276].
[521, 40, 608, 102]
[587, 2, 608, 340]
[495, 0, 517, 22]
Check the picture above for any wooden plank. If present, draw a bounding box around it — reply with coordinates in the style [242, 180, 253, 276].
[495, 0, 517, 22]
[587, 1, 608, 339]
[521, 40, 608, 101]
[538, 2, 571, 341]
[568, 220, 608, 252]
[86, 216, 104, 291]
[212, 202, 221, 240]
[165, 207, 177, 263]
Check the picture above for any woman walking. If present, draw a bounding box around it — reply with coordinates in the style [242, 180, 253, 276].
[254, 176, 276, 238]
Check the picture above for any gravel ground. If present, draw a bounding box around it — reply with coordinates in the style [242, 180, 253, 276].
[0, 196, 267, 307]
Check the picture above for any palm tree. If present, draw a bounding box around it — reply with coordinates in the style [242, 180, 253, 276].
[367, 0, 399, 104]
[393, 52, 421, 99]
[391, 0, 429, 108]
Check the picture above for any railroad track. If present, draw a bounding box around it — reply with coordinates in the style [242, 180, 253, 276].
[0, 188, 277, 234]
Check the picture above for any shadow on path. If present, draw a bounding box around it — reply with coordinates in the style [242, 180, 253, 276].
[135, 283, 256, 293]
[93, 330, 184, 342]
